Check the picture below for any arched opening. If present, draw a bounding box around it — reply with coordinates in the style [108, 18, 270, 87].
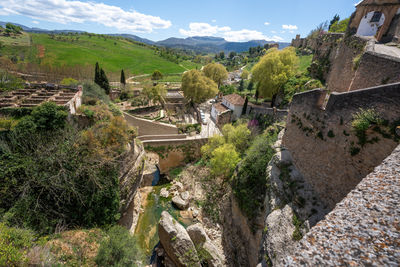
[356, 11, 386, 37]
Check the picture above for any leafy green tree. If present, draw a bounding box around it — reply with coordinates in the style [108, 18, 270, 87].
[201, 135, 225, 160]
[60, 77, 78, 86]
[202, 63, 228, 88]
[182, 69, 218, 103]
[222, 123, 251, 155]
[219, 51, 225, 60]
[329, 17, 350, 33]
[95, 226, 144, 267]
[31, 102, 68, 131]
[120, 69, 126, 85]
[151, 70, 163, 80]
[251, 47, 298, 106]
[5, 23, 22, 35]
[210, 143, 240, 178]
[241, 70, 249, 80]
[143, 84, 166, 106]
[229, 51, 237, 59]
[329, 14, 340, 31]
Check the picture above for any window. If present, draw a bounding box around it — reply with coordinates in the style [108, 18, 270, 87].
[370, 11, 382, 23]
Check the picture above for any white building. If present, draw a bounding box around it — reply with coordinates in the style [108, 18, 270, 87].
[211, 93, 245, 122]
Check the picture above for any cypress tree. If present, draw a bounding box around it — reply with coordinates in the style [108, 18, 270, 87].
[94, 62, 100, 85]
[120, 69, 126, 85]
[238, 79, 244, 92]
[255, 88, 259, 103]
[100, 68, 110, 95]
[242, 96, 248, 116]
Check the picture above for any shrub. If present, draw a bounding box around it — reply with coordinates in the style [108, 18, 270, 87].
[83, 82, 110, 104]
[210, 143, 240, 178]
[352, 109, 383, 146]
[60, 77, 78, 86]
[222, 123, 251, 155]
[151, 70, 163, 80]
[31, 102, 68, 131]
[95, 226, 144, 267]
[0, 223, 35, 266]
[232, 132, 277, 220]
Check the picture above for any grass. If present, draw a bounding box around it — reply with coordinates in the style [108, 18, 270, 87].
[297, 54, 313, 74]
[0, 33, 197, 77]
[31, 34, 186, 74]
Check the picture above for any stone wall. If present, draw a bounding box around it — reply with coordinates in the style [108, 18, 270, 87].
[281, 144, 400, 266]
[123, 112, 179, 136]
[282, 83, 400, 208]
[349, 50, 400, 90]
[143, 138, 208, 173]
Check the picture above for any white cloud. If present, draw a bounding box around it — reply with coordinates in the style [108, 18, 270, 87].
[32, 20, 39, 24]
[179, 23, 230, 37]
[212, 19, 217, 23]
[271, 30, 277, 34]
[264, 22, 270, 26]
[282, 24, 298, 30]
[0, 0, 171, 33]
[179, 22, 283, 42]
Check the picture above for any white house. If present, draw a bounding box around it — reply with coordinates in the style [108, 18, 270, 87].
[211, 93, 245, 123]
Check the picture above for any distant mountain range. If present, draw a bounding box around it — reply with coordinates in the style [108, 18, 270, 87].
[0, 21, 290, 53]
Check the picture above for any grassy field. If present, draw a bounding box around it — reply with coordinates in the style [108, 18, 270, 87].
[30, 34, 186, 74]
[0, 33, 200, 81]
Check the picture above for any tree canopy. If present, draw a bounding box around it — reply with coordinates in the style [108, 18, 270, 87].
[329, 17, 350, 33]
[182, 69, 218, 103]
[251, 47, 298, 99]
[143, 84, 166, 106]
[202, 63, 228, 88]
[120, 69, 126, 85]
[151, 70, 163, 80]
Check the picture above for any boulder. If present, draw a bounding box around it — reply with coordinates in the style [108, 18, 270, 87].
[180, 191, 190, 201]
[160, 188, 170, 198]
[172, 195, 189, 210]
[187, 223, 223, 267]
[158, 211, 201, 267]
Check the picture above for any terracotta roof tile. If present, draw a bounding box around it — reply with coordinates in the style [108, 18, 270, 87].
[214, 102, 230, 113]
[223, 93, 245, 106]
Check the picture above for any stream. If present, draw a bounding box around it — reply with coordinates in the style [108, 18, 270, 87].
[134, 169, 194, 262]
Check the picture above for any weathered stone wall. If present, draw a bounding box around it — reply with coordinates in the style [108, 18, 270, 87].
[349, 51, 400, 91]
[281, 144, 400, 266]
[143, 138, 208, 173]
[283, 83, 400, 208]
[123, 112, 179, 136]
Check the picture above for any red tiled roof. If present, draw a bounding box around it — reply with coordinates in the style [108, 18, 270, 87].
[214, 102, 230, 113]
[223, 93, 245, 106]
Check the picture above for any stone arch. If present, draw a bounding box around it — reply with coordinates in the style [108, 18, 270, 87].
[356, 10, 386, 37]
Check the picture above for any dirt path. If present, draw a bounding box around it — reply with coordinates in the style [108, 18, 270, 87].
[37, 45, 45, 58]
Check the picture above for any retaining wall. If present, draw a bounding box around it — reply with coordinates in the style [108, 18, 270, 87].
[123, 112, 179, 136]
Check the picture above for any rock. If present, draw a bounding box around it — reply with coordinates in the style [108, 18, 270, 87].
[192, 208, 199, 218]
[396, 126, 400, 137]
[187, 223, 207, 244]
[171, 181, 184, 192]
[172, 195, 189, 210]
[180, 191, 190, 201]
[158, 211, 201, 267]
[160, 188, 170, 198]
[187, 223, 223, 267]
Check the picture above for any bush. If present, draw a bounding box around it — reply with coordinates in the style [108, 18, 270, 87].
[0, 223, 36, 266]
[60, 77, 78, 86]
[83, 82, 110, 104]
[232, 132, 277, 220]
[31, 102, 68, 131]
[95, 226, 144, 267]
[352, 109, 383, 146]
[210, 143, 240, 178]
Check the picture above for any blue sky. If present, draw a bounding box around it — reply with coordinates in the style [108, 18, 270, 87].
[0, 0, 361, 42]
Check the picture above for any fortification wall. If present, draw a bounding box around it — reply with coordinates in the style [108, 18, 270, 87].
[123, 112, 179, 136]
[143, 138, 208, 173]
[349, 51, 400, 91]
[282, 83, 400, 208]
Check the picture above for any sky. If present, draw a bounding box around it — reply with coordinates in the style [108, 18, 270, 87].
[0, 0, 361, 42]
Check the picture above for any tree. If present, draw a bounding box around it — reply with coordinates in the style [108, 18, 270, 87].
[222, 123, 251, 155]
[329, 14, 340, 31]
[329, 17, 350, 33]
[151, 70, 163, 80]
[5, 23, 22, 35]
[238, 79, 244, 92]
[210, 143, 240, 178]
[229, 51, 237, 59]
[99, 68, 110, 95]
[241, 70, 249, 80]
[202, 63, 228, 88]
[94, 62, 100, 85]
[247, 80, 254, 92]
[251, 47, 297, 106]
[255, 87, 259, 103]
[219, 51, 225, 60]
[182, 69, 218, 103]
[242, 96, 248, 116]
[143, 84, 166, 106]
[120, 69, 126, 86]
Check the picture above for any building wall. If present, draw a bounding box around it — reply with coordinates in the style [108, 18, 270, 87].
[211, 105, 218, 121]
[231, 104, 243, 120]
[283, 83, 400, 208]
[356, 10, 386, 37]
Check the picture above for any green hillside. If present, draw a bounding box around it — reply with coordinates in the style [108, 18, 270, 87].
[0, 32, 197, 79]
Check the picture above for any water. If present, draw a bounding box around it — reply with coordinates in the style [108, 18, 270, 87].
[134, 183, 194, 262]
[151, 166, 161, 186]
